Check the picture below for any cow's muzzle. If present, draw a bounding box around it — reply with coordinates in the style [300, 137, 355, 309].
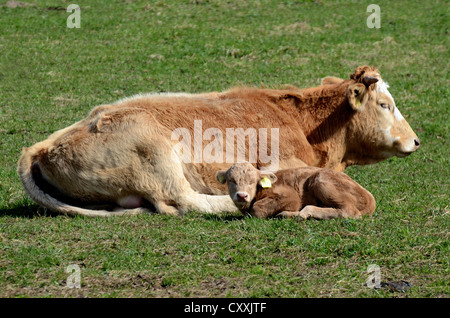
[396, 138, 420, 157]
[234, 192, 250, 203]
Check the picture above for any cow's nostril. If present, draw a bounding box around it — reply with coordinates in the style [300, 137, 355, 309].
[236, 193, 249, 202]
[414, 139, 420, 147]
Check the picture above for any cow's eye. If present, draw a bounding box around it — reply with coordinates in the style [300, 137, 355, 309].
[380, 103, 391, 110]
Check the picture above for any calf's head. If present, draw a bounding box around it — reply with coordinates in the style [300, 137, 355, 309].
[216, 162, 277, 211]
[329, 66, 420, 163]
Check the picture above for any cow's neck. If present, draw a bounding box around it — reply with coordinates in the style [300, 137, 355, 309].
[283, 83, 353, 170]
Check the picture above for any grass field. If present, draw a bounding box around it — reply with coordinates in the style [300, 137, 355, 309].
[0, 0, 448, 298]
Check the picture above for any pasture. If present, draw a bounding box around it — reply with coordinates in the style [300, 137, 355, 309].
[0, 0, 448, 298]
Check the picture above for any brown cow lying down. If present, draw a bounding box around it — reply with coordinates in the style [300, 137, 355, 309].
[216, 162, 376, 220]
[17, 66, 419, 217]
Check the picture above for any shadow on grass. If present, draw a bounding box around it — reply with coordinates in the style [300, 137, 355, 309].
[0, 203, 59, 218]
[200, 212, 245, 222]
[0, 203, 247, 221]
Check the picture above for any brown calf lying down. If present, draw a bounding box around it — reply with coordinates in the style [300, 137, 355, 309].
[216, 162, 376, 220]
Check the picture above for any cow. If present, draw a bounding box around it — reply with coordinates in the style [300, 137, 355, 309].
[216, 162, 376, 220]
[17, 66, 420, 216]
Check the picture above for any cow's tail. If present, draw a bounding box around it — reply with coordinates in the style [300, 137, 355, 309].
[17, 146, 148, 217]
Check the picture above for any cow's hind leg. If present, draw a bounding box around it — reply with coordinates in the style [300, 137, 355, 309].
[140, 156, 236, 215]
[136, 135, 236, 215]
[105, 110, 238, 216]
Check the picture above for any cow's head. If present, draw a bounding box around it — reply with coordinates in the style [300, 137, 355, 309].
[324, 66, 420, 163]
[216, 162, 277, 212]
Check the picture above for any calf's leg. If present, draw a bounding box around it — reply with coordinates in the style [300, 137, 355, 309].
[250, 198, 283, 219]
[299, 172, 365, 220]
[250, 189, 301, 219]
[278, 205, 359, 220]
[298, 205, 357, 220]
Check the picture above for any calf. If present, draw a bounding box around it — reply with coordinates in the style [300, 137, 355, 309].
[216, 162, 376, 220]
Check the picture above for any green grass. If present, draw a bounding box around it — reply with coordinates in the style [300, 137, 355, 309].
[0, 0, 448, 297]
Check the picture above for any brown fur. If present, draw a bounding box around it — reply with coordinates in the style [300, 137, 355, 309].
[17, 66, 419, 216]
[216, 162, 376, 220]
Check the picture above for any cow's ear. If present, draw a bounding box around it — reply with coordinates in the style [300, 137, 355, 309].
[321, 76, 344, 86]
[348, 83, 368, 111]
[362, 75, 379, 88]
[216, 170, 227, 184]
[259, 173, 277, 188]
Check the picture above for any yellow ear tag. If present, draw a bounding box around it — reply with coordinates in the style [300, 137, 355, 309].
[355, 99, 361, 107]
[260, 177, 272, 188]
[217, 175, 225, 183]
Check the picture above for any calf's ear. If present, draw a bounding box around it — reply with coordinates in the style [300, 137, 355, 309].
[259, 173, 278, 188]
[347, 83, 368, 112]
[216, 170, 227, 184]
